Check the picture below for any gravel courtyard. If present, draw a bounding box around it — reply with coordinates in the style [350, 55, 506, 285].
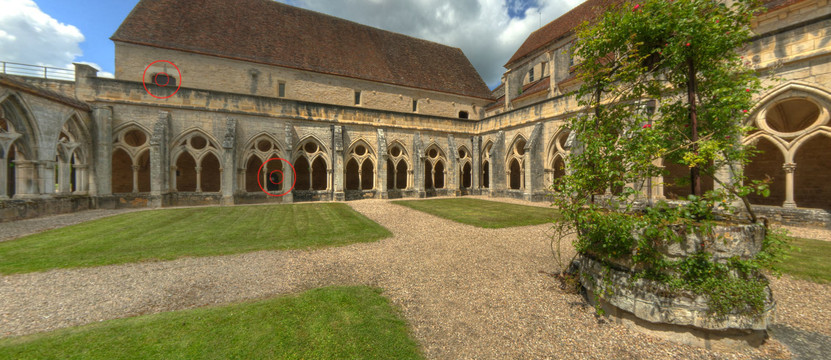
[1, 198, 830, 359]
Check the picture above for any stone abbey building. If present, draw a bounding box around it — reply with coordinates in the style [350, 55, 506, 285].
[0, 0, 829, 226]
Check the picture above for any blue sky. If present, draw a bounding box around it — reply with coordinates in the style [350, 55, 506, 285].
[0, 0, 580, 88]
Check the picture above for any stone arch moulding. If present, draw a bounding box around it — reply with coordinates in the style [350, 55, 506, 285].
[788, 128, 831, 163]
[345, 138, 377, 191]
[0, 93, 40, 159]
[293, 135, 330, 191]
[748, 82, 831, 139]
[169, 129, 223, 193]
[239, 132, 286, 166]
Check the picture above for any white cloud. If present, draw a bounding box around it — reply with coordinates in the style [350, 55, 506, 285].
[285, 0, 582, 88]
[0, 0, 84, 71]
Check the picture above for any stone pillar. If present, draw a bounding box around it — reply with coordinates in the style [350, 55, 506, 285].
[783, 163, 797, 208]
[0, 154, 7, 199]
[195, 166, 203, 193]
[332, 125, 344, 201]
[472, 137, 480, 195]
[150, 111, 170, 207]
[92, 106, 113, 196]
[221, 119, 237, 205]
[377, 128, 388, 199]
[447, 135, 457, 193]
[131, 165, 140, 193]
[170, 166, 178, 192]
[413, 133, 425, 197]
[283, 123, 294, 203]
[57, 160, 71, 194]
[37, 160, 56, 195]
[491, 131, 505, 194]
[13, 160, 38, 197]
[524, 123, 543, 200]
[73, 164, 88, 194]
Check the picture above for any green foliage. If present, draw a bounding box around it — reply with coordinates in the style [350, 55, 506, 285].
[0, 286, 423, 359]
[550, 0, 785, 318]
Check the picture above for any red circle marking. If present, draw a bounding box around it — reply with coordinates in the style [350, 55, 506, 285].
[142, 60, 182, 99]
[269, 169, 284, 185]
[154, 72, 171, 87]
[257, 158, 296, 197]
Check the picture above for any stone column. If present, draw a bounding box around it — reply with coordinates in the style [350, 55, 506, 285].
[472, 137, 480, 195]
[376, 129, 388, 199]
[92, 106, 113, 196]
[13, 160, 38, 197]
[332, 125, 344, 201]
[37, 160, 56, 195]
[0, 153, 7, 199]
[783, 163, 797, 208]
[150, 112, 170, 207]
[58, 160, 72, 194]
[170, 165, 178, 192]
[131, 165, 140, 193]
[73, 164, 88, 194]
[283, 123, 294, 203]
[220, 119, 236, 205]
[413, 133, 425, 198]
[195, 166, 203, 193]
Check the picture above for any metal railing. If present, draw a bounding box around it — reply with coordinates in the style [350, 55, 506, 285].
[0, 61, 75, 81]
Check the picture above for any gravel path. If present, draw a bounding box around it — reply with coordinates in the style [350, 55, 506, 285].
[0, 199, 828, 359]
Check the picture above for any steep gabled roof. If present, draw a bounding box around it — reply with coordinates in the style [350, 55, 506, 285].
[506, 0, 619, 67]
[111, 0, 493, 99]
[506, 0, 803, 68]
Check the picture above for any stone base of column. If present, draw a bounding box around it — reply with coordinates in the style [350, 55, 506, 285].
[783, 201, 797, 209]
[418, 190, 426, 198]
[333, 191, 345, 201]
[380, 191, 389, 199]
[221, 196, 235, 206]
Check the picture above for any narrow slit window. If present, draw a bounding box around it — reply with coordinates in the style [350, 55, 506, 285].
[412, 99, 418, 112]
[458, 111, 469, 119]
[529, 67, 535, 83]
[354, 90, 362, 105]
[278, 82, 286, 97]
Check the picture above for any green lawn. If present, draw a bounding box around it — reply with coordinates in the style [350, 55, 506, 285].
[392, 198, 558, 228]
[0, 203, 390, 274]
[0, 286, 423, 360]
[779, 237, 831, 284]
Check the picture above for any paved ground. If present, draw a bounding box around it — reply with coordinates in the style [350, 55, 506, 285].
[1, 198, 829, 359]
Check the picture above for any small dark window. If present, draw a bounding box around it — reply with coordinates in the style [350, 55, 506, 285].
[458, 111, 469, 119]
[529, 67, 535, 83]
[412, 99, 418, 112]
[152, 72, 176, 87]
[354, 91, 362, 105]
[278, 82, 286, 97]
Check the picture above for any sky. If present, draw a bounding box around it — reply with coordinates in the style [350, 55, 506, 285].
[0, 0, 584, 89]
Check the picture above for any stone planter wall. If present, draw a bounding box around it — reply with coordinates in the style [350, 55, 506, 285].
[578, 223, 775, 351]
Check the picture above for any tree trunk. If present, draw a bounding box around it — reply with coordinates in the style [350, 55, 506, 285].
[687, 57, 701, 197]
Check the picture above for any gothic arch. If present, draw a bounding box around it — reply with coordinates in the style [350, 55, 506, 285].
[506, 134, 527, 190]
[170, 129, 223, 193]
[112, 124, 152, 194]
[480, 140, 493, 188]
[387, 139, 411, 190]
[294, 136, 329, 191]
[546, 128, 571, 188]
[423, 143, 447, 189]
[457, 145, 472, 189]
[0, 93, 39, 159]
[345, 138, 376, 191]
[241, 133, 285, 193]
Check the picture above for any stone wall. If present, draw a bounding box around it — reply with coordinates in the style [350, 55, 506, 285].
[0, 196, 92, 222]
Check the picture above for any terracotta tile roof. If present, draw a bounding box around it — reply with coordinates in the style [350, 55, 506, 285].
[506, 0, 620, 67]
[0, 75, 89, 111]
[506, 0, 797, 68]
[514, 76, 550, 102]
[112, 0, 493, 100]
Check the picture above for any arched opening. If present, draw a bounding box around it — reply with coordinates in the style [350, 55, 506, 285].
[424, 161, 433, 189]
[175, 152, 197, 192]
[746, 138, 786, 206]
[345, 158, 360, 190]
[361, 159, 374, 190]
[434, 161, 445, 189]
[312, 157, 327, 190]
[794, 135, 831, 210]
[482, 161, 490, 188]
[265, 158, 283, 192]
[396, 161, 408, 189]
[112, 148, 133, 193]
[766, 99, 820, 133]
[294, 157, 311, 190]
[386, 159, 396, 190]
[552, 157, 566, 189]
[509, 159, 521, 190]
[662, 160, 714, 200]
[461, 162, 472, 188]
[136, 150, 151, 192]
[69, 152, 77, 192]
[201, 153, 221, 192]
[245, 156, 262, 192]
